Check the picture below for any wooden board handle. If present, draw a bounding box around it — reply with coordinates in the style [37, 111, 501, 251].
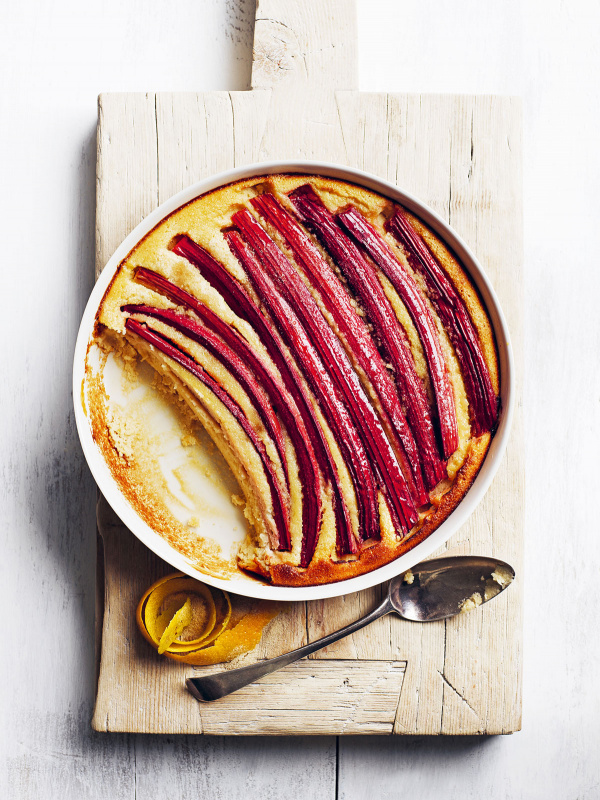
[251, 0, 358, 90]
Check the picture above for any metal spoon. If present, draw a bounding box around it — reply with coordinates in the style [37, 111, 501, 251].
[186, 555, 514, 702]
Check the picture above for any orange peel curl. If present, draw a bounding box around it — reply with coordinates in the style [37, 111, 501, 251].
[137, 573, 217, 650]
[158, 597, 192, 653]
[136, 572, 279, 665]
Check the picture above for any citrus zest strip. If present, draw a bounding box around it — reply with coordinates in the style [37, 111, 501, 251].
[161, 603, 280, 666]
[136, 574, 216, 650]
[158, 598, 192, 654]
[166, 587, 232, 653]
[136, 573, 279, 666]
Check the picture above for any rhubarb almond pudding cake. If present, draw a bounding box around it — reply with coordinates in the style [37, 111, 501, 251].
[90, 174, 499, 587]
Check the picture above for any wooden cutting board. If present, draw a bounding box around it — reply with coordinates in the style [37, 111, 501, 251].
[92, 0, 523, 735]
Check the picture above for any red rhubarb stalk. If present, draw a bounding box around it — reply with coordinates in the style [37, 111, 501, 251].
[251, 192, 428, 507]
[232, 208, 418, 534]
[171, 236, 261, 325]
[386, 209, 498, 435]
[288, 185, 446, 491]
[122, 304, 288, 481]
[226, 230, 370, 551]
[171, 238, 354, 556]
[171, 237, 328, 469]
[125, 318, 291, 552]
[131, 268, 323, 566]
[338, 206, 459, 460]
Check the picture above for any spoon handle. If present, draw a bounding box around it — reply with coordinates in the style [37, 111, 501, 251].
[187, 597, 393, 701]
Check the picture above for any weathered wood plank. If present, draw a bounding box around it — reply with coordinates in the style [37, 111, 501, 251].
[155, 91, 272, 202]
[440, 95, 524, 735]
[96, 93, 158, 278]
[93, 0, 523, 737]
[199, 661, 405, 736]
[251, 0, 358, 91]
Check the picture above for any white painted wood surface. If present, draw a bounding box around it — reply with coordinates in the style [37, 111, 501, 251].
[93, 0, 523, 736]
[2, 0, 599, 796]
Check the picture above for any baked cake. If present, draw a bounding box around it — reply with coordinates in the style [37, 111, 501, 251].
[91, 174, 499, 586]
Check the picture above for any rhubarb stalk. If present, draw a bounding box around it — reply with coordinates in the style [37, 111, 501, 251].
[171, 237, 355, 555]
[231, 208, 418, 534]
[130, 269, 324, 566]
[386, 209, 498, 435]
[122, 304, 289, 482]
[226, 230, 371, 550]
[338, 206, 459, 460]
[171, 237, 328, 469]
[251, 192, 428, 507]
[288, 185, 446, 491]
[125, 318, 291, 552]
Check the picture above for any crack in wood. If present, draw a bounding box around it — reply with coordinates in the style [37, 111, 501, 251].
[228, 92, 236, 164]
[438, 670, 480, 722]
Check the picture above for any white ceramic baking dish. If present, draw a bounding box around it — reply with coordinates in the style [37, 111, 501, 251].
[73, 160, 514, 602]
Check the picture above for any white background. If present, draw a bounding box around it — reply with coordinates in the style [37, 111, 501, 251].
[1, 0, 599, 797]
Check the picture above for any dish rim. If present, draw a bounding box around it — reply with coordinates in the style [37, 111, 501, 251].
[73, 159, 515, 602]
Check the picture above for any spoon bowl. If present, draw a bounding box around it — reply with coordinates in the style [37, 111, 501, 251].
[187, 555, 514, 702]
[389, 555, 514, 622]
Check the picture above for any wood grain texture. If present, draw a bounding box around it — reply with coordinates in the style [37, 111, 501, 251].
[93, 0, 523, 736]
[252, 0, 358, 90]
[96, 93, 158, 279]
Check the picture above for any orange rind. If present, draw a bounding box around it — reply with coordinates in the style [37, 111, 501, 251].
[137, 573, 216, 649]
[136, 572, 279, 665]
[158, 597, 191, 654]
[161, 602, 280, 665]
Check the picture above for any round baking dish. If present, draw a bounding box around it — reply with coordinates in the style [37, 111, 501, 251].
[73, 160, 514, 602]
